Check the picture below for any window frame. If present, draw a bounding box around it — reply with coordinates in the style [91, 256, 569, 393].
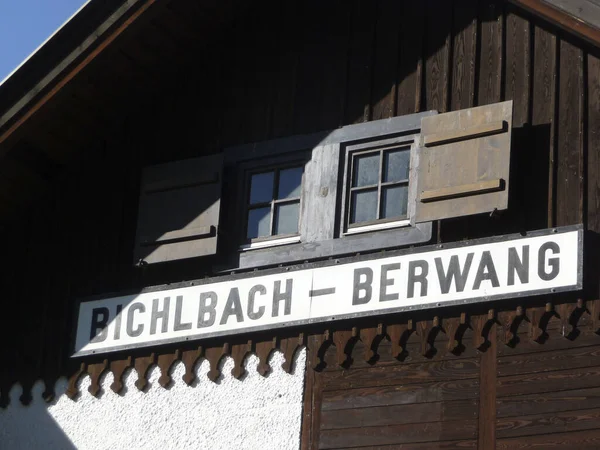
[241, 161, 305, 249]
[342, 137, 415, 234]
[340, 135, 418, 237]
[223, 111, 436, 270]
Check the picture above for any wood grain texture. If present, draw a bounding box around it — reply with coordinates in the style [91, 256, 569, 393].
[505, 7, 531, 127]
[478, 319, 497, 449]
[344, 0, 376, 124]
[497, 406, 600, 438]
[396, 1, 425, 115]
[587, 54, 600, 232]
[316, 0, 350, 130]
[424, 0, 452, 112]
[497, 364, 600, 397]
[270, 0, 299, 137]
[318, 419, 477, 449]
[497, 428, 600, 449]
[370, 0, 401, 120]
[334, 442, 477, 450]
[556, 38, 584, 226]
[496, 386, 600, 417]
[451, 0, 478, 111]
[497, 344, 600, 377]
[320, 398, 478, 430]
[477, 0, 504, 105]
[322, 379, 480, 411]
[509, 0, 600, 48]
[301, 356, 316, 450]
[530, 25, 558, 227]
[321, 357, 480, 391]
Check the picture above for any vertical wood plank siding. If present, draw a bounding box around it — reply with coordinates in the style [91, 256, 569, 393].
[2, 1, 600, 448]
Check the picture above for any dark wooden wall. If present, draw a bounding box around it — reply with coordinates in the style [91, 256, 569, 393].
[299, 298, 600, 449]
[1, 0, 600, 448]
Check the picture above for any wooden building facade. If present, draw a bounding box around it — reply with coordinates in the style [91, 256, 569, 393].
[1, 0, 600, 448]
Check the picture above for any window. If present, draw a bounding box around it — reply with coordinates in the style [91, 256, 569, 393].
[220, 100, 512, 270]
[347, 145, 411, 231]
[244, 165, 303, 246]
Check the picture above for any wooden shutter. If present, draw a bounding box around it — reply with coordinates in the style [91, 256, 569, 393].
[134, 154, 223, 264]
[413, 101, 513, 223]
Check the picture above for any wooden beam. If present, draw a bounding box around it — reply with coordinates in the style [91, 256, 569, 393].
[509, 0, 600, 48]
[0, 0, 158, 152]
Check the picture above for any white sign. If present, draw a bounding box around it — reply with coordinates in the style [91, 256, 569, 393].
[74, 227, 582, 356]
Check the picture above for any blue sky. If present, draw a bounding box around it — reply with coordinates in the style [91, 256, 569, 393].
[0, 0, 88, 83]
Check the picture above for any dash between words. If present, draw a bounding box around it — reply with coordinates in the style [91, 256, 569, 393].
[88, 240, 563, 344]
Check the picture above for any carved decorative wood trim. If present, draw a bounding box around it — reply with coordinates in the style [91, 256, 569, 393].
[255, 337, 277, 376]
[387, 320, 414, 359]
[181, 347, 203, 385]
[157, 350, 181, 387]
[332, 329, 357, 367]
[110, 356, 132, 394]
[281, 333, 305, 374]
[134, 353, 155, 391]
[6, 299, 600, 404]
[66, 362, 87, 400]
[87, 359, 109, 397]
[231, 341, 252, 379]
[206, 343, 230, 382]
[360, 323, 385, 363]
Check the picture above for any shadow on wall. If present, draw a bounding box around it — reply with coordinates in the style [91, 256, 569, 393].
[0, 351, 306, 450]
[0, 380, 77, 450]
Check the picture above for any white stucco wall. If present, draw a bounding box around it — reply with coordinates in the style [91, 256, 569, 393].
[0, 350, 306, 450]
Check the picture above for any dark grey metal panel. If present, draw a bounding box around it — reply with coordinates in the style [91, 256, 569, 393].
[134, 153, 223, 264]
[413, 101, 513, 223]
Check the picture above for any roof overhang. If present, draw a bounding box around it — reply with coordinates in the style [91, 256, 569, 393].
[509, 0, 600, 48]
[0, 0, 156, 154]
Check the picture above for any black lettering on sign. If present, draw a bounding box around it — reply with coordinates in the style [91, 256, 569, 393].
[248, 285, 266, 320]
[90, 307, 109, 343]
[114, 304, 123, 340]
[508, 246, 529, 286]
[353, 268, 373, 305]
[198, 292, 217, 328]
[220, 288, 244, 325]
[539, 242, 560, 281]
[380, 263, 400, 302]
[435, 253, 474, 294]
[272, 279, 292, 317]
[407, 260, 428, 298]
[174, 295, 192, 331]
[126, 302, 145, 337]
[150, 297, 171, 335]
[473, 251, 500, 289]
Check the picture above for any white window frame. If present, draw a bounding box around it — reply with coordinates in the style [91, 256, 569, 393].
[340, 135, 418, 237]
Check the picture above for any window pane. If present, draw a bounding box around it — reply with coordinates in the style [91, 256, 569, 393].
[384, 149, 410, 183]
[247, 207, 271, 239]
[250, 172, 274, 204]
[278, 167, 303, 199]
[274, 202, 300, 235]
[382, 185, 408, 219]
[350, 189, 378, 224]
[352, 153, 380, 187]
